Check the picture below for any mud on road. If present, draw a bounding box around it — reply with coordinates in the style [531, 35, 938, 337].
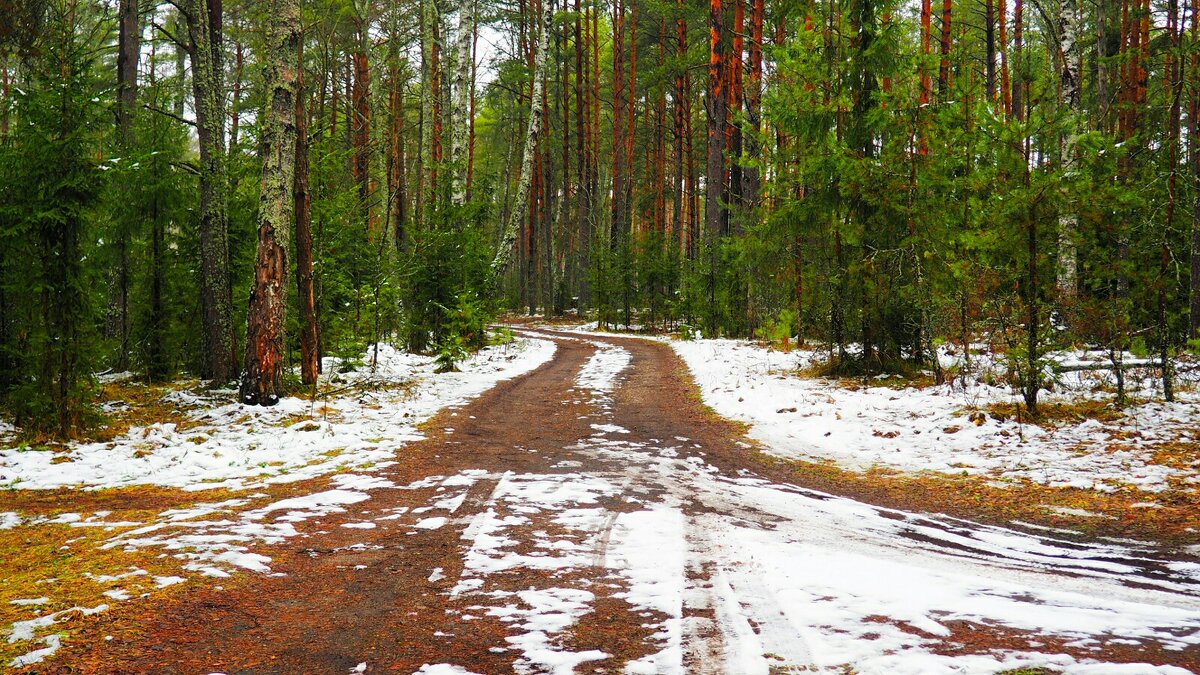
[33, 329, 1200, 674]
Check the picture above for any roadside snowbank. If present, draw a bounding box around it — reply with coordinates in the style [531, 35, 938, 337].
[672, 339, 1200, 493]
[0, 337, 555, 491]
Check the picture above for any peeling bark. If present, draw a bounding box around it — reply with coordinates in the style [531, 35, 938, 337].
[241, 0, 300, 405]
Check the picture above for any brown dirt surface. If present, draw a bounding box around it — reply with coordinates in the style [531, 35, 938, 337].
[15, 329, 1200, 674]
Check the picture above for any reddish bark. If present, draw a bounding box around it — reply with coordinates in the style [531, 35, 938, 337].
[938, 0, 952, 95]
[296, 38, 319, 386]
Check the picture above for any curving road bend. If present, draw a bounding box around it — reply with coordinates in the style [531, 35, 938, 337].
[42, 329, 1200, 674]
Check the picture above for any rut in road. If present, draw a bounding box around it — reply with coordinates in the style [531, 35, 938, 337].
[40, 329, 1200, 674]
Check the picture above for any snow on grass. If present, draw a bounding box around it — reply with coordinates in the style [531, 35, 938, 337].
[673, 338, 1200, 493]
[6, 604, 107, 667]
[0, 337, 555, 491]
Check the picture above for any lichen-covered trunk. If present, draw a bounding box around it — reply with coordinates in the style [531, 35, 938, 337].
[187, 0, 234, 384]
[241, 0, 299, 405]
[491, 4, 553, 279]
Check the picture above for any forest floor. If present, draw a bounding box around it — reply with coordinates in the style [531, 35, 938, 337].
[1, 326, 1198, 673]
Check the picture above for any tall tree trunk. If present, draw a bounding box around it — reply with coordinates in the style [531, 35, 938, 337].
[1189, 0, 1200, 338]
[574, 0, 589, 303]
[1056, 0, 1080, 298]
[728, 0, 744, 219]
[919, 0, 931, 105]
[352, 5, 372, 236]
[451, 0, 476, 204]
[706, 0, 728, 237]
[625, 0, 637, 234]
[295, 36, 318, 386]
[492, 2, 553, 278]
[420, 0, 434, 218]
[1160, 0, 1183, 400]
[116, 0, 138, 143]
[467, 20, 479, 197]
[998, 0, 1009, 115]
[432, 6, 444, 198]
[743, 0, 764, 208]
[984, 0, 995, 100]
[386, 19, 407, 249]
[241, 0, 300, 405]
[611, 0, 626, 243]
[109, 0, 139, 371]
[1013, 0, 1023, 119]
[938, 0, 952, 96]
[673, 1, 687, 248]
[230, 30, 243, 149]
[186, 0, 234, 383]
[1096, 0, 1109, 126]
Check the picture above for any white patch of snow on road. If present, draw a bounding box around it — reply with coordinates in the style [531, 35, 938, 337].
[605, 507, 686, 674]
[413, 664, 483, 675]
[575, 344, 632, 393]
[486, 587, 608, 675]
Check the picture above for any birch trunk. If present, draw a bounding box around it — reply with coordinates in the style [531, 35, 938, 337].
[1056, 0, 1081, 299]
[241, 0, 300, 405]
[492, 4, 553, 278]
[451, 0, 475, 204]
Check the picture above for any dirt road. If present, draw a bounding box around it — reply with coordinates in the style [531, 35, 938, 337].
[38, 329, 1200, 674]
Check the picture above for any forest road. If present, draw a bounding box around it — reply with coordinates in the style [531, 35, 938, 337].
[40, 328, 1200, 674]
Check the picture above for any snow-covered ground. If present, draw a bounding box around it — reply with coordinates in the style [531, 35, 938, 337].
[671, 338, 1200, 494]
[405, 339, 1200, 674]
[5, 332, 1199, 672]
[0, 337, 556, 491]
[0, 336, 556, 667]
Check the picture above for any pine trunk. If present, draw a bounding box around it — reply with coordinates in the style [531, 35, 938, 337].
[186, 0, 235, 384]
[295, 37, 319, 386]
[241, 0, 300, 405]
[938, 0, 952, 96]
[706, 0, 728, 237]
[743, 0, 764, 209]
[1189, 0, 1200, 338]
